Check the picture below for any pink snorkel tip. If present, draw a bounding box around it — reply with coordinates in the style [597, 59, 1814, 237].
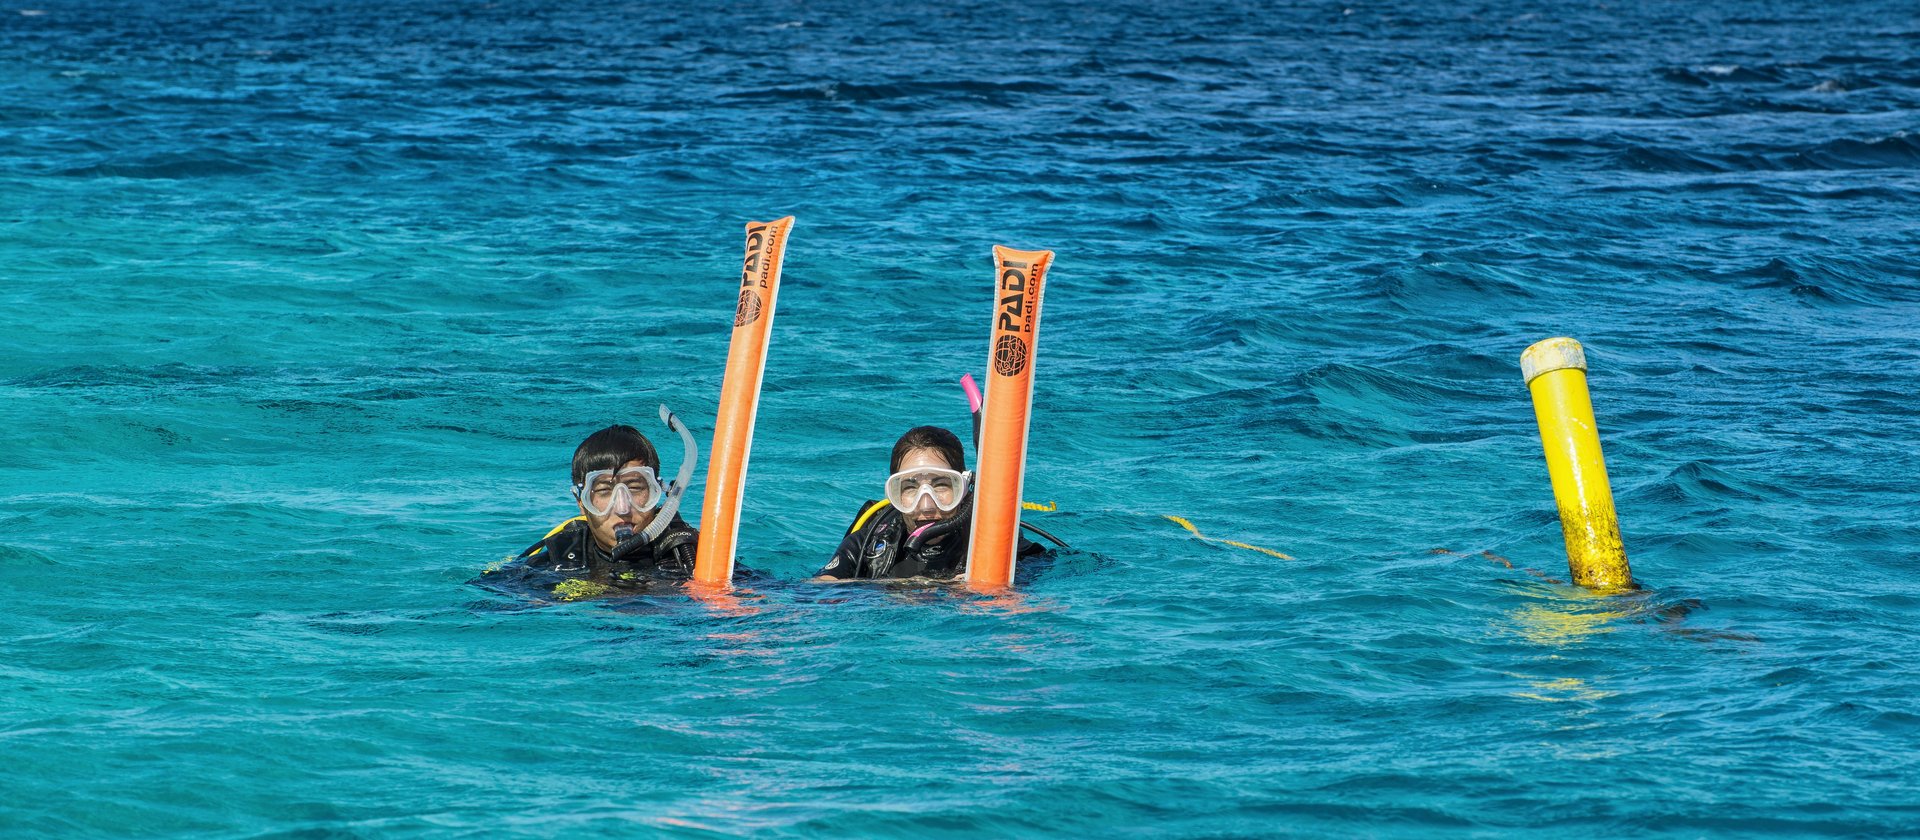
[909, 522, 935, 541]
[960, 373, 984, 413]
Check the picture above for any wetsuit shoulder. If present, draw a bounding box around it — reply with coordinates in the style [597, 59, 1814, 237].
[520, 516, 586, 556]
[522, 517, 592, 572]
[846, 500, 892, 535]
[817, 500, 896, 580]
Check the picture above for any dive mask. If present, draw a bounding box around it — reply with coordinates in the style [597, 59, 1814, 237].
[575, 466, 663, 517]
[885, 466, 970, 514]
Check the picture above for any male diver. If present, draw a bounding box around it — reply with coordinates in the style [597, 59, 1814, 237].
[813, 425, 1047, 581]
[485, 406, 706, 596]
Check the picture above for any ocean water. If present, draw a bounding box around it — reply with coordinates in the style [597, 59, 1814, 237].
[4, 0, 1919, 835]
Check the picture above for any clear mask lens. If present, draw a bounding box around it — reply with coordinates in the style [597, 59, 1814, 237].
[577, 466, 662, 517]
[885, 467, 969, 514]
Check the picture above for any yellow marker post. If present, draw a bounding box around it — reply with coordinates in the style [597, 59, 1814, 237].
[1521, 337, 1632, 590]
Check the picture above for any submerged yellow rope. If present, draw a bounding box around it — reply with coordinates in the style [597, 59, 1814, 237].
[1163, 515, 1295, 560]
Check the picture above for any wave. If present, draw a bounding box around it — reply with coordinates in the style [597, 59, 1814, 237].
[1728, 96, 1851, 115]
[1658, 64, 1789, 86]
[5, 363, 254, 390]
[1377, 343, 1511, 384]
[1662, 461, 1775, 504]
[1806, 76, 1877, 94]
[1283, 361, 1507, 447]
[1541, 82, 1613, 95]
[1242, 180, 1484, 211]
[1358, 251, 1538, 311]
[1177, 55, 1243, 68]
[1612, 132, 1920, 174]
[56, 150, 268, 179]
[1614, 144, 1728, 173]
[0, 544, 57, 567]
[1054, 129, 1165, 143]
[720, 79, 1063, 104]
[1788, 132, 1920, 169]
[1714, 257, 1909, 305]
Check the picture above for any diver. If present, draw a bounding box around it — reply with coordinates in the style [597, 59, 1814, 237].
[483, 405, 708, 597]
[813, 425, 1048, 581]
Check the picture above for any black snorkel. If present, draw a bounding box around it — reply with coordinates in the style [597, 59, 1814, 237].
[869, 492, 974, 578]
[902, 492, 973, 555]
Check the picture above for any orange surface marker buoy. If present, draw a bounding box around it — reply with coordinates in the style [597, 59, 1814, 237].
[965, 245, 1053, 591]
[693, 216, 794, 587]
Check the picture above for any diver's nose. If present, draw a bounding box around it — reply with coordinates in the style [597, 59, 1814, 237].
[610, 485, 634, 515]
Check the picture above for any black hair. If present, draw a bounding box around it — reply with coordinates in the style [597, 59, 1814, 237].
[889, 425, 966, 474]
[571, 425, 660, 486]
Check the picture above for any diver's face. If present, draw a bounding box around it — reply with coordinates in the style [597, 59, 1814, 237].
[896, 447, 961, 530]
[579, 458, 659, 551]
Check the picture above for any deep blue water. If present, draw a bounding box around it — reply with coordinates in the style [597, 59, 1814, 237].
[4, 0, 1920, 836]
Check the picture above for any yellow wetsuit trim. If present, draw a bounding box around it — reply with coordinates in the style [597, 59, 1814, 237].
[527, 516, 588, 557]
[1164, 515, 1295, 560]
[544, 516, 587, 539]
[850, 501, 891, 534]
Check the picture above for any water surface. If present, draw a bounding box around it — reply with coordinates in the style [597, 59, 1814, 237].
[3, 0, 1918, 836]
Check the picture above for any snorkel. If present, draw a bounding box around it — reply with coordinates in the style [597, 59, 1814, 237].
[644, 403, 699, 544]
[608, 403, 700, 561]
[895, 377, 986, 557]
[961, 373, 984, 446]
[902, 491, 973, 554]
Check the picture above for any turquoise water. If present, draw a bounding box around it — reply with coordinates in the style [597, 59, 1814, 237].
[5, 1, 1920, 835]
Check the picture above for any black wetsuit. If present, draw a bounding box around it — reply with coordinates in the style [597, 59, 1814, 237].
[815, 500, 1045, 580]
[475, 514, 708, 597]
[527, 514, 698, 574]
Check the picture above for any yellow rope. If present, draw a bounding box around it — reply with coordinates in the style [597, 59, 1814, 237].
[1164, 515, 1294, 560]
[1021, 500, 1057, 511]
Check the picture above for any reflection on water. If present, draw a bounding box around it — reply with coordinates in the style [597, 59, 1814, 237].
[1508, 675, 1616, 703]
[1509, 600, 1631, 646]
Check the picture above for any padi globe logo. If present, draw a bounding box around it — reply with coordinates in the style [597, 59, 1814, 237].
[992, 258, 1036, 377]
[735, 289, 762, 327]
[994, 334, 1029, 377]
[736, 223, 770, 327]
